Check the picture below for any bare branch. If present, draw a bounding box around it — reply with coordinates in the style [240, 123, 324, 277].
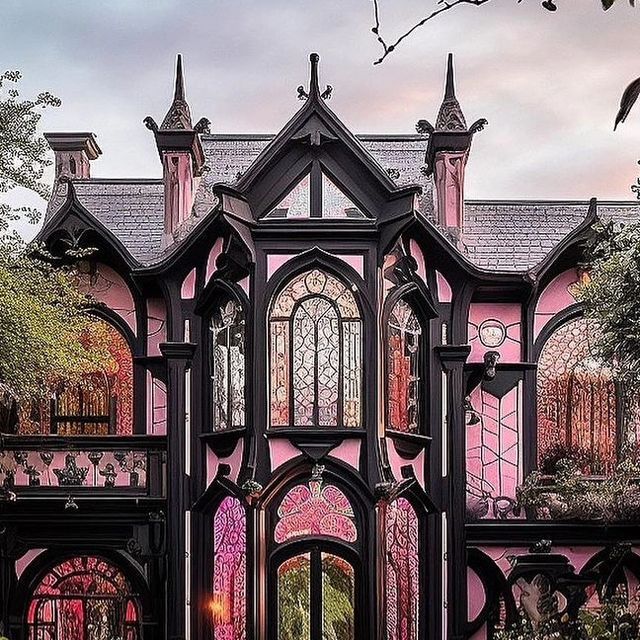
[371, 0, 494, 64]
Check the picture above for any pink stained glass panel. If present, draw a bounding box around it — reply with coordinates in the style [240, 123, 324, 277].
[537, 317, 617, 475]
[213, 496, 247, 640]
[385, 498, 420, 640]
[274, 481, 357, 543]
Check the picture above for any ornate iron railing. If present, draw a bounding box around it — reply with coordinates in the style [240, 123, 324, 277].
[0, 434, 166, 498]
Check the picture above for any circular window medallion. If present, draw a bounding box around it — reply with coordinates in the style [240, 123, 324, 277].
[478, 319, 506, 348]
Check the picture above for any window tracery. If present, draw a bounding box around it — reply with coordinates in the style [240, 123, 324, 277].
[211, 299, 246, 431]
[537, 317, 618, 475]
[269, 269, 362, 429]
[387, 299, 422, 434]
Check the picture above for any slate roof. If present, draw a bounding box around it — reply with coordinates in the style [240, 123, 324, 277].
[43, 133, 640, 272]
[462, 201, 640, 272]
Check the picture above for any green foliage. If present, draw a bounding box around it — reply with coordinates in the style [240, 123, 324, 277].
[578, 221, 640, 403]
[517, 458, 640, 521]
[0, 69, 60, 234]
[495, 595, 640, 640]
[0, 71, 103, 412]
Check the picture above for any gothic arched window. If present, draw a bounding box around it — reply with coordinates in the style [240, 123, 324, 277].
[212, 496, 247, 640]
[26, 556, 140, 640]
[384, 497, 420, 640]
[537, 317, 618, 475]
[19, 318, 134, 436]
[210, 299, 246, 431]
[387, 299, 422, 434]
[269, 268, 362, 428]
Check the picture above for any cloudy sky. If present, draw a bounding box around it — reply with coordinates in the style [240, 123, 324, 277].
[2, 0, 640, 238]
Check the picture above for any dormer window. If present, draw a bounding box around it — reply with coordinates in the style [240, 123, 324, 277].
[265, 162, 365, 219]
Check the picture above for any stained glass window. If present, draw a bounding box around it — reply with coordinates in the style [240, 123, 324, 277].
[384, 498, 420, 640]
[26, 556, 140, 640]
[19, 319, 134, 436]
[387, 299, 422, 433]
[322, 553, 355, 640]
[211, 300, 246, 431]
[212, 496, 247, 640]
[537, 317, 618, 475]
[269, 269, 362, 428]
[274, 481, 357, 543]
[277, 553, 311, 640]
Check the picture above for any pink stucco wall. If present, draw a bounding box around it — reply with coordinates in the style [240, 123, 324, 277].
[534, 268, 580, 340]
[436, 271, 452, 303]
[468, 303, 522, 363]
[409, 240, 428, 285]
[205, 237, 224, 284]
[147, 298, 167, 357]
[181, 267, 197, 299]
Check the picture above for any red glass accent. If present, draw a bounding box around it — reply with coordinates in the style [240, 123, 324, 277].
[385, 498, 420, 640]
[274, 481, 357, 543]
[213, 496, 247, 640]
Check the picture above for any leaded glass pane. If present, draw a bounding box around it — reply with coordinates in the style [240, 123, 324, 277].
[269, 269, 361, 428]
[266, 174, 311, 219]
[27, 556, 140, 640]
[213, 496, 247, 640]
[274, 481, 357, 543]
[321, 553, 355, 640]
[277, 554, 311, 640]
[537, 317, 617, 475]
[388, 300, 422, 434]
[211, 299, 245, 431]
[385, 498, 420, 640]
[321, 173, 365, 219]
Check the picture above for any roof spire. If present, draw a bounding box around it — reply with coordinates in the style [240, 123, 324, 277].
[160, 54, 193, 131]
[445, 52, 456, 100]
[297, 53, 333, 101]
[435, 53, 467, 132]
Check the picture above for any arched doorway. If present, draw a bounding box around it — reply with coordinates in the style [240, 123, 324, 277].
[266, 479, 364, 640]
[25, 556, 141, 640]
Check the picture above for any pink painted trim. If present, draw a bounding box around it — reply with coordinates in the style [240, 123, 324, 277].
[16, 548, 46, 579]
[436, 270, 452, 303]
[180, 267, 196, 299]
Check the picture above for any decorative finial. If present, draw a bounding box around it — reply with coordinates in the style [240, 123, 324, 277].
[445, 53, 456, 100]
[159, 54, 193, 130]
[296, 53, 332, 101]
[174, 53, 185, 102]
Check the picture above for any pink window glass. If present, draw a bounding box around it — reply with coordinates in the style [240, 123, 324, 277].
[212, 496, 247, 640]
[387, 299, 422, 433]
[537, 318, 618, 475]
[385, 498, 420, 640]
[274, 481, 357, 543]
[269, 269, 362, 429]
[27, 556, 140, 640]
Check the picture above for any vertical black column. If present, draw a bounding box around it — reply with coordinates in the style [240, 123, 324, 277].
[0, 528, 16, 640]
[436, 344, 470, 640]
[160, 341, 196, 640]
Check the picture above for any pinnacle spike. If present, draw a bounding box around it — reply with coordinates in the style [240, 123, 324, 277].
[174, 54, 185, 101]
[309, 53, 320, 98]
[445, 53, 455, 100]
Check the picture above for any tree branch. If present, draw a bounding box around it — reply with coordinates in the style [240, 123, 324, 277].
[371, 0, 494, 64]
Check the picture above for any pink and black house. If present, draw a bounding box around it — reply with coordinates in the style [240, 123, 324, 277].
[1, 52, 639, 640]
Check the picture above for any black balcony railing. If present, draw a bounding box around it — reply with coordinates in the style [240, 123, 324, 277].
[0, 434, 166, 499]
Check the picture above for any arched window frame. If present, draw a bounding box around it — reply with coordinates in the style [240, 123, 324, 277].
[382, 283, 435, 440]
[207, 289, 248, 433]
[267, 261, 367, 430]
[533, 308, 624, 477]
[17, 551, 150, 640]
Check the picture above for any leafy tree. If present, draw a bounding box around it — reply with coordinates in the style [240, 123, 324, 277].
[0, 70, 105, 431]
[371, 0, 636, 64]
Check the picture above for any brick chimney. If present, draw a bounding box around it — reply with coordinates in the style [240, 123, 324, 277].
[144, 55, 209, 246]
[44, 132, 101, 180]
[421, 54, 486, 240]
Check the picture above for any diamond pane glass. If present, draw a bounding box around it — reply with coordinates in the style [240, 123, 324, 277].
[270, 269, 361, 428]
[212, 496, 247, 640]
[27, 556, 140, 640]
[385, 498, 420, 640]
[387, 300, 422, 433]
[274, 481, 357, 543]
[537, 318, 617, 475]
[211, 300, 246, 431]
[322, 553, 355, 640]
